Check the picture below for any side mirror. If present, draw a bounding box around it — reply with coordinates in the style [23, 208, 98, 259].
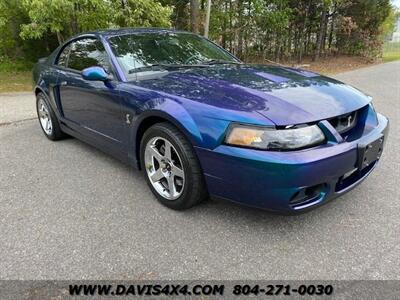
[81, 66, 109, 81]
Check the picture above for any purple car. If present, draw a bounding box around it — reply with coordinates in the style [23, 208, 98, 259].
[33, 28, 389, 213]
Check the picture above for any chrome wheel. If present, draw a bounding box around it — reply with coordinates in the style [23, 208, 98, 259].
[38, 98, 53, 135]
[144, 137, 185, 200]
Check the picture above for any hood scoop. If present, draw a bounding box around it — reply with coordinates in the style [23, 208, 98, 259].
[254, 71, 290, 83]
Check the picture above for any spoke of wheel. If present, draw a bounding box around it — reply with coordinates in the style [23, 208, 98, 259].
[149, 145, 163, 163]
[46, 119, 51, 131]
[164, 140, 172, 160]
[39, 105, 45, 117]
[167, 175, 176, 196]
[171, 164, 184, 178]
[150, 169, 164, 183]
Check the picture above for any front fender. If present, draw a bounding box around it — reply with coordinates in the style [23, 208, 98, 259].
[133, 97, 203, 145]
[128, 97, 204, 168]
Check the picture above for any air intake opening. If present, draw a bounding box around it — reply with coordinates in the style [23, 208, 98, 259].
[290, 184, 327, 206]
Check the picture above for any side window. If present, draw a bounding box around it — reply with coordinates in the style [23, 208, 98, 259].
[57, 44, 71, 67]
[67, 38, 110, 72]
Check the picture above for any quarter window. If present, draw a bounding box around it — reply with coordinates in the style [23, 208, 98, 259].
[57, 45, 71, 67]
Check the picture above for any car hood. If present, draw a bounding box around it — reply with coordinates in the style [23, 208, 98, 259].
[132, 64, 370, 125]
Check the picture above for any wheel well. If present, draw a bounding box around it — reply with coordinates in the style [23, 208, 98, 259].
[35, 87, 43, 96]
[135, 116, 171, 169]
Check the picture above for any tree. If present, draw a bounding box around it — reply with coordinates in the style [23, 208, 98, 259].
[0, 0, 27, 57]
[0, 0, 57, 60]
[19, 0, 171, 45]
[20, 0, 112, 44]
[337, 0, 392, 59]
[113, 0, 172, 28]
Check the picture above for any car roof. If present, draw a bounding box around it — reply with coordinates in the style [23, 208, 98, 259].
[76, 28, 193, 38]
[54, 28, 203, 62]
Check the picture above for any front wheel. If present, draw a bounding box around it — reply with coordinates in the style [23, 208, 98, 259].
[140, 122, 208, 210]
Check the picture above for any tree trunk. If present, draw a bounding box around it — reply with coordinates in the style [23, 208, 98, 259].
[174, 0, 188, 30]
[314, 9, 328, 61]
[298, 3, 311, 63]
[221, 1, 228, 48]
[321, 12, 329, 56]
[9, 18, 22, 58]
[56, 32, 64, 45]
[190, 0, 199, 33]
[328, 2, 337, 51]
[204, 0, 211, 38]
[236, 0, 244, 58]
[287, 25, 292, 60]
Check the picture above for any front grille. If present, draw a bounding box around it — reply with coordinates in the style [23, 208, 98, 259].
[328, 110, 358, 134]
[327, 105, 371, 142]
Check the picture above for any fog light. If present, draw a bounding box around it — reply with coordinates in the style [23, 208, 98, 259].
[290, 184, 327, 205]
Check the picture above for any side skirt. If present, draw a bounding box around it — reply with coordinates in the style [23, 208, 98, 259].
[60, 122, 138, 169]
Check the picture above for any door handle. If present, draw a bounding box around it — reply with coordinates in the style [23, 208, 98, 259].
[60, 81, 67, 86]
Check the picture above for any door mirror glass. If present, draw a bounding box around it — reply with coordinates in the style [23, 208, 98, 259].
[81, 66, 109, 81]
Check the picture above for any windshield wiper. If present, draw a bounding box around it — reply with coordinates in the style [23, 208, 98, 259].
[128, 63, 208, 74]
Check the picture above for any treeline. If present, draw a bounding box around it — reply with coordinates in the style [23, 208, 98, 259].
[0, 0, 397, 65]
[175, 0, 397, 62]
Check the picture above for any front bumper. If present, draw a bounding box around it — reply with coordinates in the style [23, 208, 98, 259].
[195, 113, 389, 213]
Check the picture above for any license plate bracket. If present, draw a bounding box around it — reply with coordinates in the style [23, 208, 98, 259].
[357, 135, 384, 170]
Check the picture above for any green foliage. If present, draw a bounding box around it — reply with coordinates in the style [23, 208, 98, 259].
[0, 0, 172, 62]
[0, 57, 34, 72]
[335, 0, 392, 59]
[0, 0, 27, 57]
[381, 5, 399, 38]
[19, 0, 170, 43]
[113, 0, 172, 28]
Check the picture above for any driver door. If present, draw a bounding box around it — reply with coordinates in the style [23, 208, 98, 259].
[57, 38, 124, 145]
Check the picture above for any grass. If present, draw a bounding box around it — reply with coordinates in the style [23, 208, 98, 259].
[383, 42, 400, 62]
[0, 60, 33, 93]
[0, 71, 32, 93]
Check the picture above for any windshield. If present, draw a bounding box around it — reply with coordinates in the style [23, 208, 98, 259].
[108, 32, 239, 79]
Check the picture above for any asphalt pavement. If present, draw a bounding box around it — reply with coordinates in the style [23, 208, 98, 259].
[0, 61, 399, 280]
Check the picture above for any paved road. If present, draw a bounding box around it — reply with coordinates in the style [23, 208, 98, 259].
[0, 62, 399, 280]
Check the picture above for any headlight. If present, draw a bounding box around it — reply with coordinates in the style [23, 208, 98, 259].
[225, 124, 325, 150]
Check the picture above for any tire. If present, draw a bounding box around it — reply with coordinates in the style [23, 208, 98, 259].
[36, 92, 66, 141]
[140, 122, 208, 210]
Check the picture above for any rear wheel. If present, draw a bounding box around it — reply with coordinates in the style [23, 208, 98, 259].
[36, 92, 66, 140]
[140, 122, 207, 210]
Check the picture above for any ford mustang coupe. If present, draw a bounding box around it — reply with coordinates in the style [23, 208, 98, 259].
[33, 28, 388, 213]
